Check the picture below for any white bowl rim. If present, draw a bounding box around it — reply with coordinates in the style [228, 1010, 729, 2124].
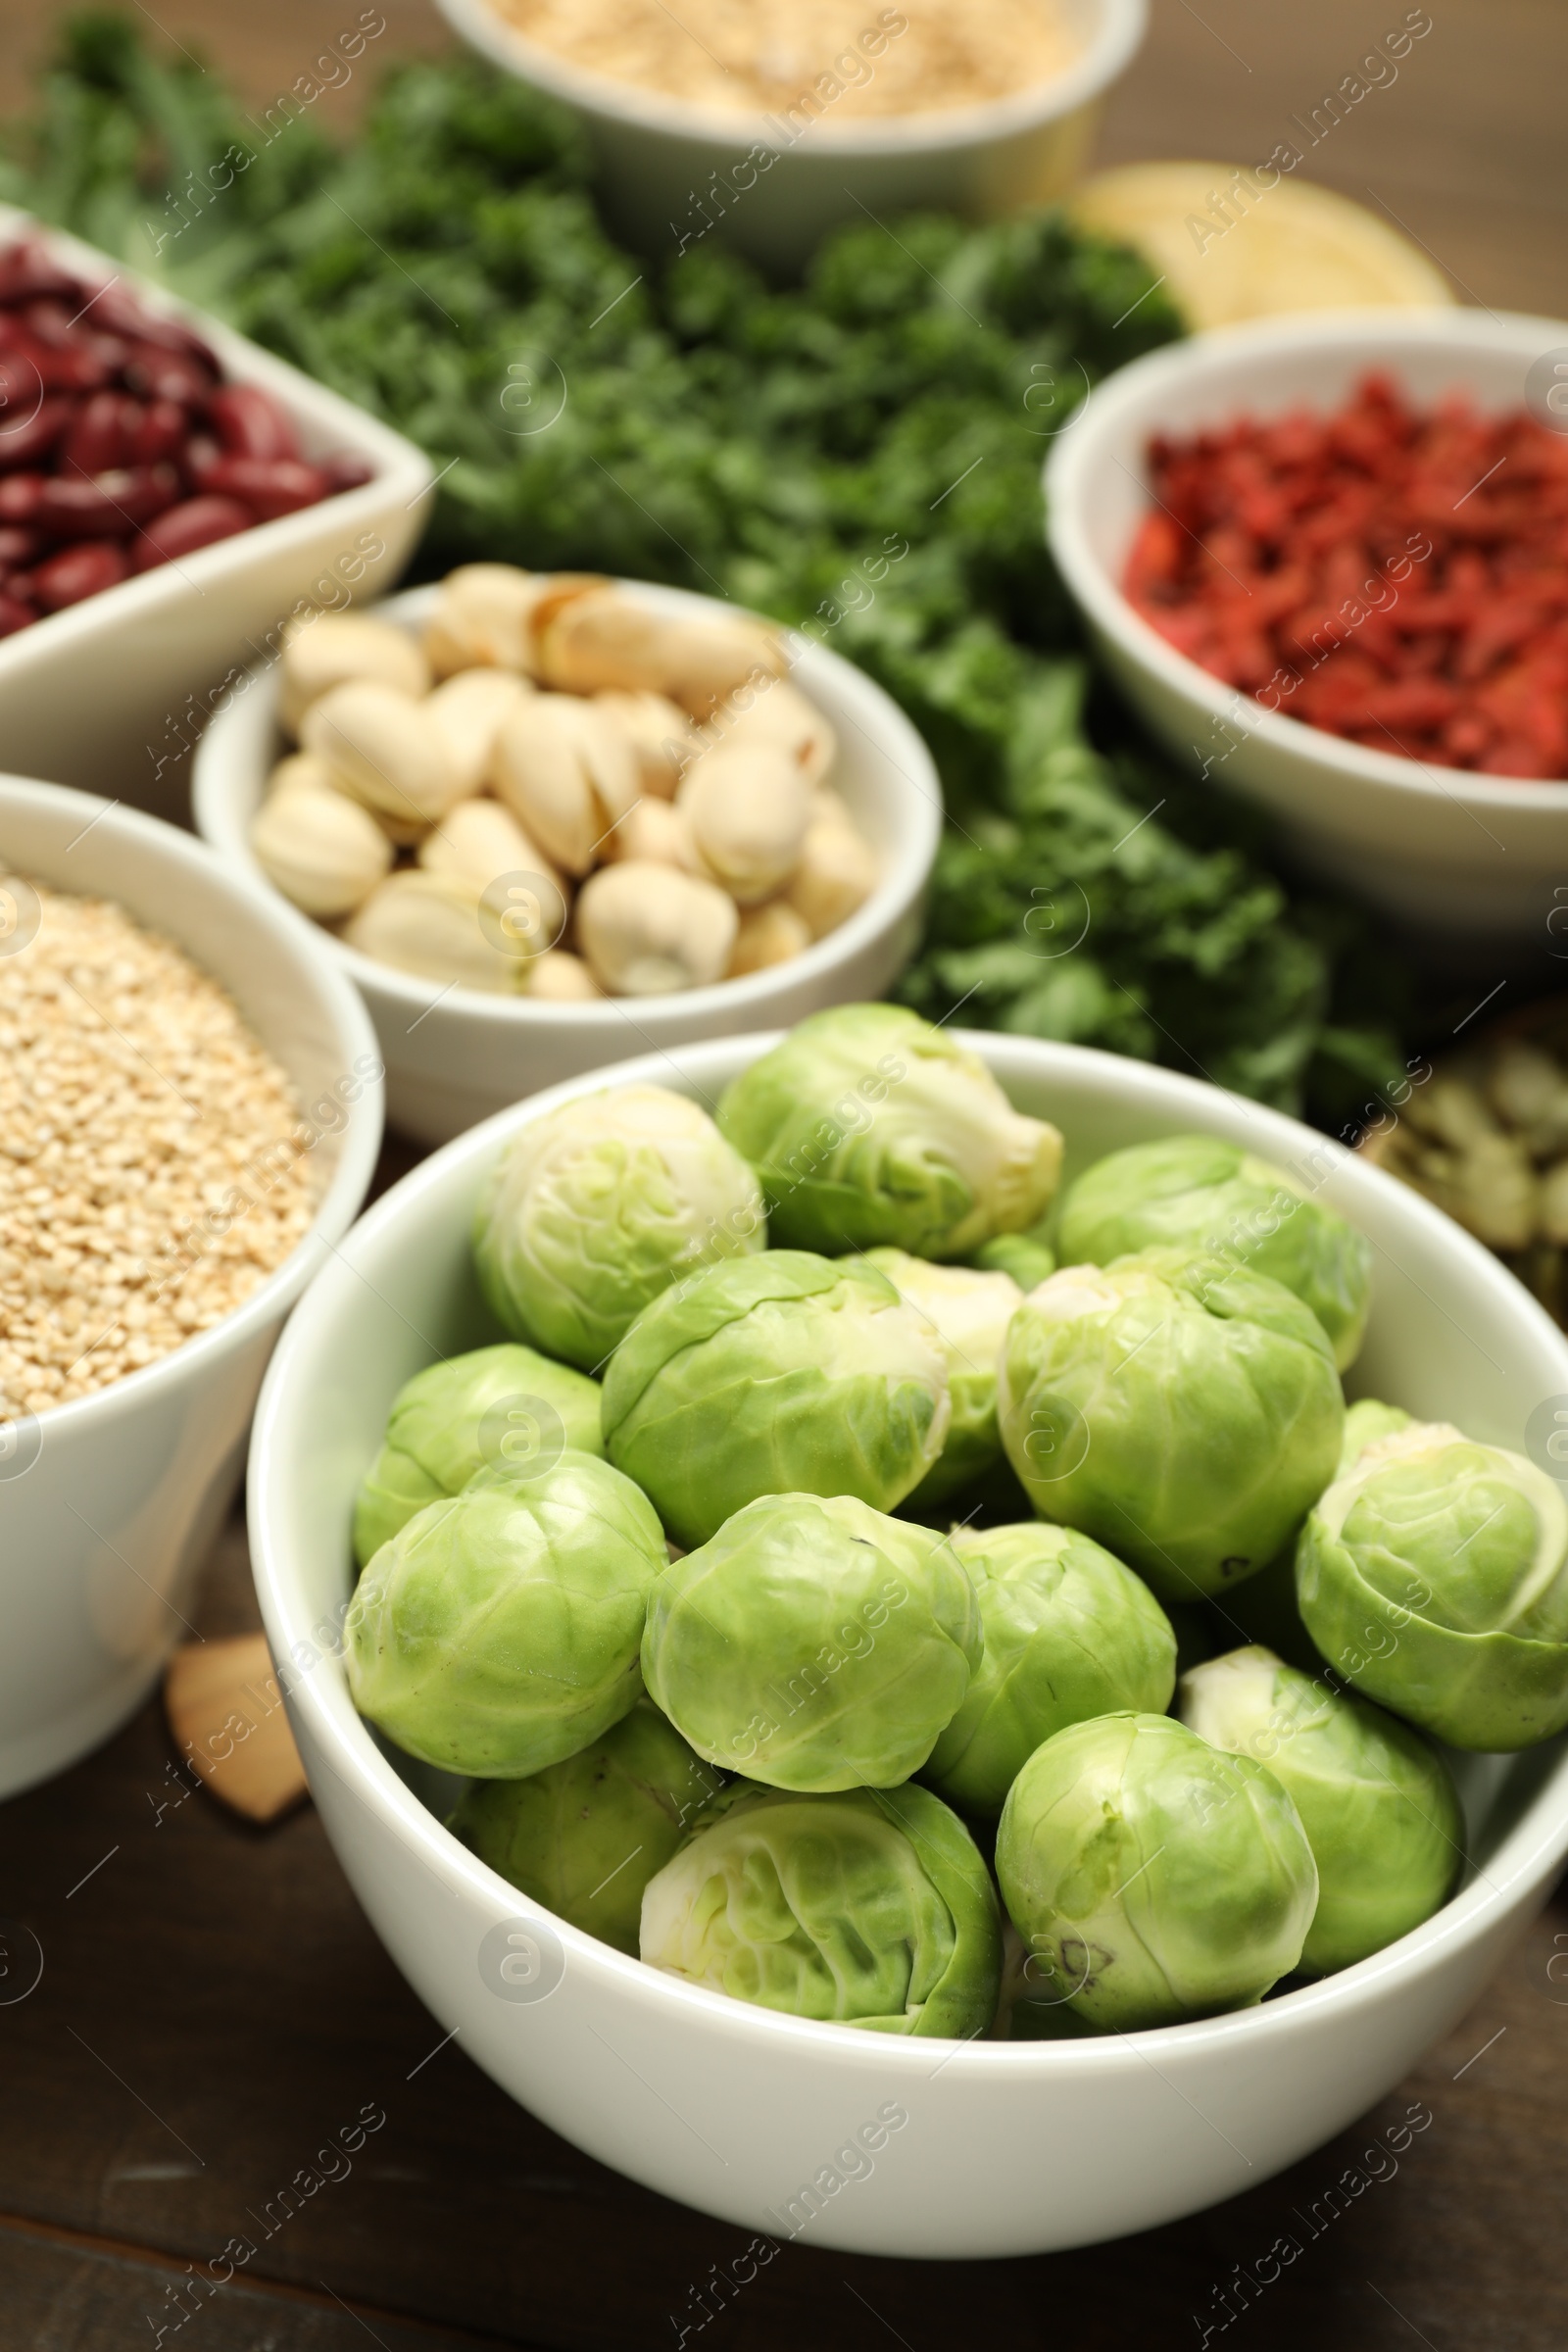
[0, 772, 384, 1441]
[250, 1023, 1568, 2082]
[194, 578, 945, 1027]
[0, 206, 433, 686]
[1045, 304, 1568, 812]
[432, 0, 1147, 155]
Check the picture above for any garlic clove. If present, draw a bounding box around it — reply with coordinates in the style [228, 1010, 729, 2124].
[726, 900, 811, 977]
[249, 780, 394, 920]
[302, 681, 466, 833]
[576, 860, 738, 995]
[678, 740, 811, 906]
[526, 949, 605, 1003]
[783, 809, 879, 939]
[343, 869, 529, 994]
[279, 612, 429, 735]
[425, 669, 535, 795]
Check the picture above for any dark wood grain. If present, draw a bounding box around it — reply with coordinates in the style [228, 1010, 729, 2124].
[2, 5, 1566, 2346]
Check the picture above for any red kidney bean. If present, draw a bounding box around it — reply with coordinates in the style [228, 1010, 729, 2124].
[37, 463, 181, 538]
[205, 382, 300, 464]
[319, 452, 375, 493]
[0, 526, 39, 567]
[62, 390, 138, 475]
[0, 393, 74, 472]
[199, 454, 330, 520]
[80, 280, 219, 369]
[0, 244, 78, 307]
[129, 398, 184, 465]
[0, 593, 35, 636]
[25, 541, 132, 612]
[130, 494, 252, 571]
[0, 472, 44, 524]
[122, 342, 215, 407]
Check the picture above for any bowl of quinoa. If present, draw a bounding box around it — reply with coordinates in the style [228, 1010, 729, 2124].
[0, 774, 381, 1796]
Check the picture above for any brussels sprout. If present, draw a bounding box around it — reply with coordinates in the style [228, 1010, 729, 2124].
[472, 1084, 765, 1370]
[353, 1343, 605, 1566]
[345, 1453, 667, 1777]
[856, 1249, 1020, 1505]
[642, 1493, 980, 1789]
[921, 1524, 1176, 1817]
[998, 1249, 1344, 1604]
[1296, 1420, 1568, 1749]
[1057, 1133, 1373, 1371]
[1179, 1644, 1463, 1974]
[992, 1921, 1100, 2040]
[968, 1230, 1056, 1291]
[449, 1699, 725, 1955]
[602, 1250, 951, 1546]
[995, 1712, 1318, 2032]
[716, 1004, 1062, 1260]
[640, 1779, 1002, 2037]
[1339, 1396, 1413, 1472]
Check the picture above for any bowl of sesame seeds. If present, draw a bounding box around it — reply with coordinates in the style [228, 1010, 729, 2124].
[0, 774, 382, 1797]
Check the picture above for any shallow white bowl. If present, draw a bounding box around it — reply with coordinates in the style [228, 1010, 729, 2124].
[0, 775, 383, 1798]
[249, 1029, 1568, 2257]
[0, 209, 432, 819]
[1044, 308, 1568, 939]
[194, 580, 943, 1146]
[433, 0, 1146, 275]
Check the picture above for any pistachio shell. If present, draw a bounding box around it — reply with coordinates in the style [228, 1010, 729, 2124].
[538, 589, 786, 716]
[600, 798, 697, 870]
[679, 741, 811, 906]
[343, 869, 529, 994]
[782, 809, 878, 939]
[706, 676, 836, 787]
[264, 752, 339, 801]
[576, 861, 738, 995]
[301, 681, 466, 832]
[279, 612, 429, 734]
[422, 565, 601, 679]
[595, 690, 698, 798]
[424, 669, 535, 794]
[726, 900, 811, 977]
[249, 780, 393, 919]
[491, 693, 641, 876]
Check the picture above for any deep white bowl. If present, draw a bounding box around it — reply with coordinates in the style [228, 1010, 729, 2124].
[0, 775, 382, 1798]
[0, 209, 432, 819]
[432, 0, 1146, 275]
[194, 580, 943, 1146]
[248, 1029, 1568, 2256]
[1044, 308, 1568, 939]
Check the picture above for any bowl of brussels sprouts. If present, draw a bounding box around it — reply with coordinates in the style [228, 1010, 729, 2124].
[249, 1007, 1568, 2256]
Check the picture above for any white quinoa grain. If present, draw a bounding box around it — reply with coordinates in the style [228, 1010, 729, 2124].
[0, 873, 318, 1420]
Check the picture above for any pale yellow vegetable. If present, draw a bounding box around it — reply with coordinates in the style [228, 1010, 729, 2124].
[708, 675, 836, 787]
[301, 681, 466, 834]
[526, 949, 605, 1003]
[249, 780, 393, 919]
[424, 669, 535, 795]
[343, 870, 529, 994]
[419, 800, 568, 953]
[783, 808, 879, 939]
[596, 690, 698, 798]
[576, 861, 738, 995]
[601, 798, 696, 870]
[726, 900, 811, 977]
[279, 612, 429, 734]
[491, 693, 641, 876]
[679, 741, 811, 906]
[538, 588, 786, 716]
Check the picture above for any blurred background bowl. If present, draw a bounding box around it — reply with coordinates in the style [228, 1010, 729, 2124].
[194, 579, 944, 1147]
[1044, 307, 1568, 943]
[0, 208, 432, 819]
[249, 1027, 1568, 2256]
[431, 0, 1147, 276]
[0, 775, 382, 1796]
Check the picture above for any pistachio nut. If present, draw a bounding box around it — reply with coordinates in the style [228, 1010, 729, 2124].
[526, 949, 605, 1003]
[302, 681, 466, 834]
[491, 693, 641, 876]
[249, 779, 393, 919]
[600, 798, 697, 870]
[343, 869, 529, 994]
[679, 741, 812, 906]
[576, 860, 738, 995]
[707, 675, 836, 788]
[537, 588, 786, 717]
[726, 900, 811, 977]
[279, 612, 429, 734]
[419, 797, 567, 937]
[783, 808, 879, 939]
[595, 690, 698, 798]
[424, 668, 535, 795]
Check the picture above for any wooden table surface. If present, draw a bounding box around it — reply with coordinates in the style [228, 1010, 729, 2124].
[4, 5, 1568, 2347]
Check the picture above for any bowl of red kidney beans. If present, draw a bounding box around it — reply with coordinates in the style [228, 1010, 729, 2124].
[0, 213, 431, 809]
[1044, 308, 1568, 944]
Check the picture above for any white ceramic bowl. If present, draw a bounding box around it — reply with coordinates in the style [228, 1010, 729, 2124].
[0, 775, 383, 1798]
[249, 1029, 1568, 2257]
[0, 209, 432, 820]
[194, 580, 943, 1147]
[433, 0, 1146, 275]
[1045, 308, 1568, 940]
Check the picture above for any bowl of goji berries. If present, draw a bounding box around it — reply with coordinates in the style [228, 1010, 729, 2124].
[1046, 308, 1568, 941]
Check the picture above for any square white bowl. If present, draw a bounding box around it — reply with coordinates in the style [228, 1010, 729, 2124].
[249, 1027, 1568, 2256]
[1044, 308, 1568, 939]
[0, 208, 433, 816]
